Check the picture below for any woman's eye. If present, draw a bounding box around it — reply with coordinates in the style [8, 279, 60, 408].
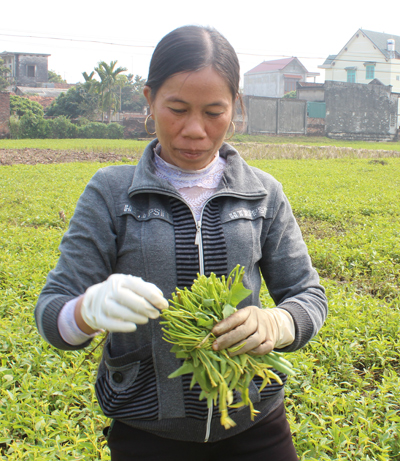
[170, 108, 185, 114]
[207, 112, 223, 117]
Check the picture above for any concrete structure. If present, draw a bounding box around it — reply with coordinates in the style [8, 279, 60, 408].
[0, 92, 10, 138]
[0, 51, 50, 87]
[324, 80, 398, 141]
[296, 82, 325, 102]
[244, 95, 307, 135]
[319, 29, 400, 90]
[244, 57, 319, 98]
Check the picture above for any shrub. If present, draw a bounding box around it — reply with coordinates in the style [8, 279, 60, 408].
[75, 117, 90, 126]
[19, 114, 47, 139]
[9, 115, 20, 139]
[107, 123, 124, 139]
[46, 116, 78, 139]
[78, 122, 109, 139]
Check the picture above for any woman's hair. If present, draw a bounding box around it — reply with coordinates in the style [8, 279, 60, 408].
[146, 25, 240, 102]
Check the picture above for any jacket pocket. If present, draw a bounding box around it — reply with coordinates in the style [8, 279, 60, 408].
[95, 342, 159, 421]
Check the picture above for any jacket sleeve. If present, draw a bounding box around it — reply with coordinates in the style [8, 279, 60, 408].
[260, 183, 328, 352]
[34, 168, 118, 350]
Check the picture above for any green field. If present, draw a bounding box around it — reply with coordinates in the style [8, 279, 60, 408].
[0, 146, 399, 460]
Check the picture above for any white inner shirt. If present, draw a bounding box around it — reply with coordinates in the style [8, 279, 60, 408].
[153, 144, 226, 221]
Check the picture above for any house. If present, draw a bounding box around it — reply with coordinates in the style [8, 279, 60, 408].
[319, 29, 400, 92]
[0, 51, 51, 87]
[243, 57, 319, 98]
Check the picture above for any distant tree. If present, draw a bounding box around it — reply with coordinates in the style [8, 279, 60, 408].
[0, 58, 10, 91]
[48, 70, 67, 83]
[121, 74, 147, 113]
[46, 62, 146, 121]
[94, 60, 127, 122]
[10, 95, 44, 117]
[82, 71, 95, 82]
[45, 84, 99, 119]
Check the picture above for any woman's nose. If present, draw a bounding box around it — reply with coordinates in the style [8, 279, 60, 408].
[181, 114, 206, 138]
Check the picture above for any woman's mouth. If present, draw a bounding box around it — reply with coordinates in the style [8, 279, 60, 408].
[177, 150, 206, 158]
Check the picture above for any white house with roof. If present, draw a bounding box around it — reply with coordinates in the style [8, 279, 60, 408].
[319, 29, 400, 92]
[243, 57, 319, 98]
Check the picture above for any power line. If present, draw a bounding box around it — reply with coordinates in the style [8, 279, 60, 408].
[0, 32, 329, 60]
[1, 31, 400, 72]
[0, 33, 155, 49]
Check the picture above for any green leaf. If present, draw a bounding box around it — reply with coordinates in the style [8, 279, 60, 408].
[168, 361, 194, 378]
[196, 317, 215, 329]
[170, 344, 183, 353]
[222, 304, 236, 319]
[226, 283, 252, 307]
[202, 299, 215, 308]
[175, 350, 189, 359]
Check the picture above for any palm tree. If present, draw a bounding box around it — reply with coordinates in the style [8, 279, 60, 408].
[94, 61, 127, 123]
[82, 71, 95, 82]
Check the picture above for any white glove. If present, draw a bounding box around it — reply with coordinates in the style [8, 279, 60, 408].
[81, 274, 169, 333]
[263, 308, 295, 349]
[212, 306, 295, 355]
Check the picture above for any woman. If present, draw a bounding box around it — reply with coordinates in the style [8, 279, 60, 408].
[35, 25, 327, 460]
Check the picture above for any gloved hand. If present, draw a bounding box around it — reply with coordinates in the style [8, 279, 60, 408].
[80, 274, 169, 333]
[211, 306, 295, 356]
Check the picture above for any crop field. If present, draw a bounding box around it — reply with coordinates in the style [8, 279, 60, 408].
[0, 140, 399, 460]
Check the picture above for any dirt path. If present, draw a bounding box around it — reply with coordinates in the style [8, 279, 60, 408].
[0, 149, 136, 165]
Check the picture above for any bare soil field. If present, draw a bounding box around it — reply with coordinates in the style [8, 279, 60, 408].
[0, 149, 135, 165]
[2, 143, 400, 166]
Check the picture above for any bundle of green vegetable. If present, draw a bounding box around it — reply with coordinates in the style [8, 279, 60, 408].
[161, 265, 295, 429]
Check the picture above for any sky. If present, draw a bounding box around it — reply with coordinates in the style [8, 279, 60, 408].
[1, 0, 400, 87]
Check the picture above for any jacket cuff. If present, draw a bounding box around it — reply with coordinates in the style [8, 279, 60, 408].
[38, 295, 93, 351]
[275, 302, 314, 352]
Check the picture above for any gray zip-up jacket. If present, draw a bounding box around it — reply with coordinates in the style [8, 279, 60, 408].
[35, 139, 327, 443]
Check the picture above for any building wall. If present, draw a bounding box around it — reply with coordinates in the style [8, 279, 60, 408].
[306, 117, 325, 136]
[244, 72, 280, 98]
[388, 61, 400, 90]
[297, 87, 325, 101]
[15, 54, 49, 87]
[0, 92, 10, 138]
[2, 55, 14, 77]
[324, 80, 398, 141]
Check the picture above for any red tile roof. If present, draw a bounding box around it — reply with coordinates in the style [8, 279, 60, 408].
[245, 58, 296, 74]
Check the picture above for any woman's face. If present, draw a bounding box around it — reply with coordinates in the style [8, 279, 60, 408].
[144, 66, 234, 170]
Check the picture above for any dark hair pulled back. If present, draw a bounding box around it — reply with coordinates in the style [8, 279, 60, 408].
[146, 25, 240, 102]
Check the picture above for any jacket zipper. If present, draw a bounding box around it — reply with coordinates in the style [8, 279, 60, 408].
[129, 190, 263, 441]
[194, 220, 204, 277]
[193, 210, 213, 443]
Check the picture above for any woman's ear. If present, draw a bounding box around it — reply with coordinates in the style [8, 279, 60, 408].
[143, 86, 153, 109]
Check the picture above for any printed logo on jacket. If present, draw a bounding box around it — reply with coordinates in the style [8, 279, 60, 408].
[122, 204, 170, 221]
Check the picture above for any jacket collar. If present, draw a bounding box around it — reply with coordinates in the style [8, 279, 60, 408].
[128, 139, 268, 199]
